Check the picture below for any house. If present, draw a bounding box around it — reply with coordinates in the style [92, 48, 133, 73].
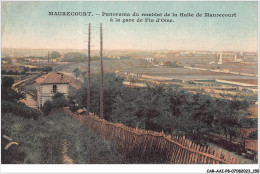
[35, 72, 70, 108]
[145, 57, 154, 63]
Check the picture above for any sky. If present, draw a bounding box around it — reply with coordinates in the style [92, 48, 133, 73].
[1, 1, 258, 51]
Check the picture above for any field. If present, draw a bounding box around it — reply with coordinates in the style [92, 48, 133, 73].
[64, 59, 147, 74]
[196, 63, 258, 75]
[123, 67, 257, 80]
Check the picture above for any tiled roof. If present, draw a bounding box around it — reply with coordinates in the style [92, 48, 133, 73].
[35, 72, 70, 84]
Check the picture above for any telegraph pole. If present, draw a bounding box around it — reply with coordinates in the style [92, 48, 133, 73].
[87, 23, 91, 115]
[100, 23, 104, 118]
[51, 51, 54, 70]
[48, 51, 50, 63]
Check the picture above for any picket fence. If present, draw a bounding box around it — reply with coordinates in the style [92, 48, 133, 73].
[66, 109, 239, 164]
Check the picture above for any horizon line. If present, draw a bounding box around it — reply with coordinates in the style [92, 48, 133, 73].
[1, 47, 258, 53]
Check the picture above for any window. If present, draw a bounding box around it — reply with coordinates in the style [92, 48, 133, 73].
[53, 84, 57, 93]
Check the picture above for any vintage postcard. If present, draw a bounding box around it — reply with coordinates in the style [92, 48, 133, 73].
[1, 1, 259, 173]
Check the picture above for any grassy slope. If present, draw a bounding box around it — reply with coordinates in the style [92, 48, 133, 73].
[1, 111, 124, 164]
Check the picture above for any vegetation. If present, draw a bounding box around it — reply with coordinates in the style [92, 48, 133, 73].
[50, 51, 61, 59]
[1, 76, 124, 164]
[1, 112, 124, 164]
[2, 76, 24, 102]
[73, 67, 81, 81]
[75, 73, 124, 120]
[62, 52, 87, 62]
[74, 73, 252, 144]
[248, 131, 257, 140]
[1, 76, 40, 119]
[2, 100, 40, 119]
[41, 92, 68, 115]
[1, 70, 26, 75]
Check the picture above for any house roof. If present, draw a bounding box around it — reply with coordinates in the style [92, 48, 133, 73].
[35, 72, 70, 84]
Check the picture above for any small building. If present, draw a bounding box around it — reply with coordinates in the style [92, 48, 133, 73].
[35, 72, 70, 108]
[145, 57, 154, 63]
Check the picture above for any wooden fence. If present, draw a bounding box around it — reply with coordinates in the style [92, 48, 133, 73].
[66, 109, 239, 164]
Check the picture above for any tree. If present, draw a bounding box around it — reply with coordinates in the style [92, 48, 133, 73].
[50, 51, 61, 59]
[23, 67, 30, 72]
[2, 76, 14, 88]
[1, 77, 24, 102]
[42, 67, 52, 73]
[7, 70, 14, 75]
[111, 85, 172, 132]
[1, 70, 7, 75]
[41, 100, 53, 115]
[63, 52, 87, 62]
[52, 92, 68, 108]
[13, 71, 20, 75]
[73, 68, 81, 81]
[75, 73, 124, 120]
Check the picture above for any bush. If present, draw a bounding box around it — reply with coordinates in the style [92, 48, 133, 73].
[2, 76, 24, 102]
[68, 98, 79, 112]
[41, 93, 69, 115]
[2, 100, 40, 119]
[1, 70, 7, 75]
[2, 76, 14, 88]
[41, 100, 53, 115]
[52, 93, 68, 108]
[248, 131, 257, 140]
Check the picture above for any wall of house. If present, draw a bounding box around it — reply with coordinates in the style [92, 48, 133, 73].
[37, 83, 69, 107]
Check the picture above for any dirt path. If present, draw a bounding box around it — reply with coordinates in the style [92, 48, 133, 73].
[61, 141, 73, 164]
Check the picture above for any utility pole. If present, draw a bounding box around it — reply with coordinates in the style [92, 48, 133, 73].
[87, 23, 91, 115]
[48, 51, 50, 63]
[100, 23, 104, 118]
[51, 51, 54, 70]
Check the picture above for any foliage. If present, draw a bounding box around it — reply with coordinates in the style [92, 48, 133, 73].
[41, 100, 53, 115]
[1, 112, 124, 164]
[2, 76, 14, 88]
[42, 66, 52, 73]
[73, 67, 81, 80]
[53, 92, 68, 108]
[23, 67, 30, 72]
[2, 100, 40, 119]
[75, 73, 124, 120]
[1, 76, 40, 119]
[73, 73, 251, 144]
[248, 130, 257, 140]
[1, 69, 7, 74]
[1, 77, 24, 102]
[50, 51, 61, 58]
[62, 52, 87, 62]
[41, 93, 68, 115]
[240, 118, 258, 128]
[68, 97, 79, 112]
